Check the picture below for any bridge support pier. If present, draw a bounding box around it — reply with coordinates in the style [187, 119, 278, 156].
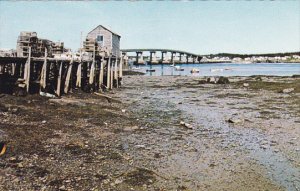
[179, 53, 183, 63]
[135, 51, 143, 64]
[150, 51, 155, 64]
[161, 51, 166, 64]
[171, 52, 175, 64]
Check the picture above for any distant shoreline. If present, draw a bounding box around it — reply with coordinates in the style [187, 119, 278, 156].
[134, 61, 300, 65]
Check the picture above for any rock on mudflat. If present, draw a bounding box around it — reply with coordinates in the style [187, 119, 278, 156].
[124, 126, 139, 131]
[292, 75, 300, 78]
[228, 117, 244, 124]
[207, 77, 217, 84]
[0, 103, 8, 112]
[243, 83, 249, 87]
[217, 77, 230, 84]
[281, 88, 294, 94]
[180, 121, 193, 129]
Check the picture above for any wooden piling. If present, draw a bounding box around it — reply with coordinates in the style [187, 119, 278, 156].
[119, 52, 123, 78]
[89, 61, 95, 85]
[99, 57, 104, 90]
[110, 60, 114, 89]
[89, 47, 96, 85]
[107, 56, 111, 89]
[25, 47, 31, 93]
[76, 62, 82, 87]
[57, 62, 63, 96]
[64, 58, 73, 94]
[40, 49, 47, 90]
[114, 58, 118, 88]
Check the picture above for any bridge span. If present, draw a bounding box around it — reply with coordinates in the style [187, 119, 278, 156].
[121, 49, 202, 64]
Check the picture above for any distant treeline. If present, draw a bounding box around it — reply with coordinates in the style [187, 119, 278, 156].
[204, 52, 300, 59]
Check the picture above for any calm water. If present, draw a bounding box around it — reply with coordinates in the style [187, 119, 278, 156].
[132, 63, 300, 76]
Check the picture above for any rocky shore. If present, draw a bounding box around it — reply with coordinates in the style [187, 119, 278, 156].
[0, 75, 299, 190]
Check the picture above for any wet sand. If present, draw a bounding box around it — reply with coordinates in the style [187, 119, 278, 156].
[0, 75, 299, 190]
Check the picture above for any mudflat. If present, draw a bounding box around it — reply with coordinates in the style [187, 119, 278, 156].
[0, 75, 299, 190]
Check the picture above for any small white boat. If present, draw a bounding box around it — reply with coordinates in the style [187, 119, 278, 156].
[170, 63, 175, 67]
[210, 68, 224, 72]
[175, 66, 184, 71]
[190, 68, 200, 73]
[132, 66, 141, 70]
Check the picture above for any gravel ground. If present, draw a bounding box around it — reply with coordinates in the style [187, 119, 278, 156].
[0, 75, 299, 190]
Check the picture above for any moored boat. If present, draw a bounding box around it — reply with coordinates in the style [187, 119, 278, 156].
[190, 68, 200, 73]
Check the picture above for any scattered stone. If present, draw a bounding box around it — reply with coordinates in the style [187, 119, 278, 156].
[217, 77, 230, 84]
[135, 145, 146, 149]
[114, 178, 123, 185]
[280, 88, 294, 94]
[121, 109, 126, 113]
[292, 74, 300, 78]
[198, 80, 207, 84]
[228, 117, 244, 124]
[59, 185, 66, 190]
[17, 163, 24, 168]
[255, 76, 262, 81]
[154, 153, 162, 158]
[207, 77, 216, 84]
[124, 126, 139, 131]
[9, 157, 17, 162]
[260, 145, 268, 149]
[243, 83, 249, 87]
[180, 121, 193, 129]
[270, 140, 277, 146]
[0, 103, 8, 112]
[49, 98, 86, 106]
[124, 168, 156, 186]
[42, 120, 47, 124]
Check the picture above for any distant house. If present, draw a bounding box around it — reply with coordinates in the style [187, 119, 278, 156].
[85, 25, 121, 57]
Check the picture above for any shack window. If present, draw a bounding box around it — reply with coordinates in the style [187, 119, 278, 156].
[97, 35, 103, 42]
[97, 35, 104, 46]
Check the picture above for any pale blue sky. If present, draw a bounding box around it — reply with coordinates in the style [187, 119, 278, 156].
[0, 1, 299, 54]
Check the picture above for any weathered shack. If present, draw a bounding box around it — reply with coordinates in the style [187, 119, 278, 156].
[84, 25, 121, 57]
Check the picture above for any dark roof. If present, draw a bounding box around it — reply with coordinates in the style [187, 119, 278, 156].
[88, 25, 121, 37]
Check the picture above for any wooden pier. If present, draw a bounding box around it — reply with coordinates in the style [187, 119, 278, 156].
[0, 49, 125, 96]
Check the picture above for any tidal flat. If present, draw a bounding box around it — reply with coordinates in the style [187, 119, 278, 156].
[0, 75, 299, 190]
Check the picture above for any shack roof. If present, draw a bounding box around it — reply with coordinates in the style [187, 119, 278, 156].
[88, 25, 121, 37]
